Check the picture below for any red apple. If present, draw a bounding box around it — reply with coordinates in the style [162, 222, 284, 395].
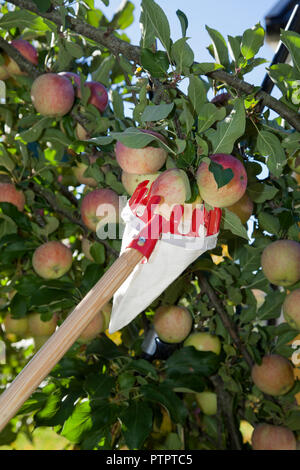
[78, 311, 105, 343]
[150, 168, 190, 206]
[196, 154, 247, 208]
[58, 71, 81, 97]
[80, 188, 119, 232]
[84, 81, 108, 112]
[153, 305, 193, 343]
[251, 354, 295, 396]
[115, 130, 168, 174]
[283, 288, 300, 330]
[32, 241, 73, 279]
[31, 73, 75, 117]
[251, 423, 296, 450]
[6, 39, 38, 76]
[0, 183, 25, 211]
[261, 240, 300, 287]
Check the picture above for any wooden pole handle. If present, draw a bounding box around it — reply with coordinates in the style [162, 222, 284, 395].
[0, 248, 143, 432]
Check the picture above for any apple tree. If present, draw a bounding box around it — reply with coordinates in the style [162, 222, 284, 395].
[0, 0, 300, 451]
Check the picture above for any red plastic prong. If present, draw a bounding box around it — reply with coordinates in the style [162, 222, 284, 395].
[127, 213, 163, 259]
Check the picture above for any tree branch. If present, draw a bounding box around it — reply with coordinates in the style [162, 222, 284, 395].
[30, 181, 119, 257]
[6, 0, 300, 131]
[0, 36, 39, 79]
[197, 273, 253, 369]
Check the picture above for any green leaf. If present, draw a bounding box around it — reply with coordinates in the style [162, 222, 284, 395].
[221, 208, 249, 240]
[228, 35, 242, 62]
[141, 103, 174, 122]
[256, 130, 286, 177]
[205, 98, 245, 153]
[31, 287, 73, 306]
[206, 25, 229, 66]
[17, 117, 54, 143]
[141, 0, 171, 54]
[65, 41, 83, 59]
[209, 159, 234, 189]
[84, 373, 115, 399]
[166, 347, 220, 377]
[171, 38, 194, 73]
[0, 214, 17, 238]
[121, 401, 153, 449]
[176, 9, 188, 37]
[179, 100, 194, 134]
[31, 0, 52, 12]
[247, 183, 278, 203]
[192, 62, 224, 75]
[141, 383, 187, 424]
[61, 401, 93, 443]
[241, 23, 265, 60]
[111, 1, 134, 30]
[111, 127, 172, 153]
[197, 103, 226, 133]
[257, 291, 286, 320]
[112, 89, 125, 120]
[139, 9, 155, 49]
[10, 293, 28, 317]
[258, 211, 280, 235]
[92, 55, 115, 86]
[141, 48, 169, 77]
[0, 145, 15, 172]
[0, 10, 54, 32]
[90, 243, 105, 264]
[188, 75, 207, 114]
[281, 30, 300, 75]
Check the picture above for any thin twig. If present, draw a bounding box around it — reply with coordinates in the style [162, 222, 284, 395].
[197, 273, 253, 369]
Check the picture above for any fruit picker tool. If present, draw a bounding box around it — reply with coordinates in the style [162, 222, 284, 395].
[0, 181, 221, 432]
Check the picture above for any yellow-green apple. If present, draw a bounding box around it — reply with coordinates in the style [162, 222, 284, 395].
[84, 81, 108, 112]
[184, 332, 221, 355]
[34, 335, 51, 350]
[31, 73, 75, 117]
[78, 311, 105, 343]
[196, 154, 247, 208]
[115, 130, 168, 174]
[195, 391, 217, 415]
[5, 39, 38, 76]
[121, 171, 160, 196]
[251, 354, 295, 396]
[227, 192, 253, 224]
[28, 312, 57, 336]
[32, 241, 73, 279]
[73, 155, 99, 187]
[283, 289, 300, 330]
[153, 305, 193, 343]
[251, 424, 296, 450]
[261, 240, 300, 286]
[0, 183, 25, 211]
[3, 313, 28, 336]
[80, 188, 119, 232]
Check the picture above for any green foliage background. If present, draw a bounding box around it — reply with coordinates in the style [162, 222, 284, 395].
[0, 0, 299, 450]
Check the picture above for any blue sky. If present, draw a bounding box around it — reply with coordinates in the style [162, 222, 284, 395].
[98, 0, 280, 89]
